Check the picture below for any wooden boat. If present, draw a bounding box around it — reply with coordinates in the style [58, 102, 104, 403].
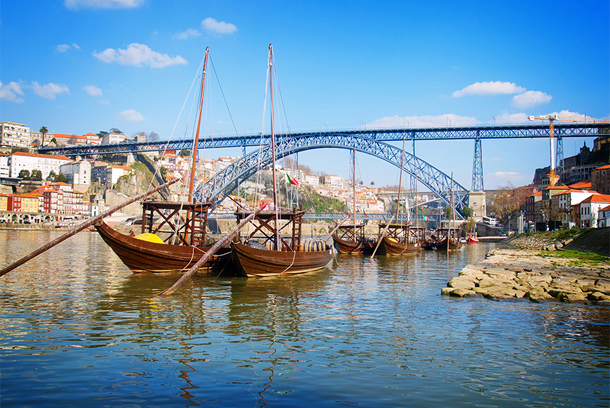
[332, 149, 374, 254]
[95, 47, 232, 274]
[434, 227, 462, 251]
[231, 208, 334, 277]
[373, 138, 423, 256]
[376, 223, 424, 255]
[95, 207, 231, 273]
[332, 224, 375, 254]
[467, 233, 479, 243]
[230, 45, 334, 277]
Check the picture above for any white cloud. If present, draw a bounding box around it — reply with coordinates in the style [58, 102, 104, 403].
[31, 82, 70, 100]
[0, 81, 25, 103]
[173, 28, 202, 40]
[93, 43, 187, 68]
[56, 43, 80, 52]
[64, 0, 145, 10]
[83, 85, 103, 96]
[119, 109, 144, 122]
[452, 81, 526, 97]
[491, 112, 530, 124]
[367, 114, 480, 129]
[201, 17, 237, 35]
[511, 90, 552, 108]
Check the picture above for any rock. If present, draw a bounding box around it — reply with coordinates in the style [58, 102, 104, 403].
[447, 276, 476, 290]
[450, 288, 477, 298]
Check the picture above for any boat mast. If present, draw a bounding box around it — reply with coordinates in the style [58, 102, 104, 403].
[395, 137, 406, 226]
[269, 44, 280, 249]
[188, 46, 209, 203]
[352, 148, 356, 230]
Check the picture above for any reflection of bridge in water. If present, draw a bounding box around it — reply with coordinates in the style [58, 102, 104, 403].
[38, 123, 610, 218]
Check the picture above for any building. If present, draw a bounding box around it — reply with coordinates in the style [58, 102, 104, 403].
[0, 156, 9, 177]
[106, 165, 132, 186]
[468, 190, 487, 219]
[52, 133, 88, 146]
[553, 189, 593, 227]
[101, 132, 126, 144]
[8, 152, 72, 179]
[591, 164, 610, 195]
[320, 174, 348, 190]
[577, 194, 610, 228]
[0, 194, 8, 211]
[598, 205, 610, 228]
[0, 122, 31, 148]
[59, 160, 92, 187]
[303, 174, 319, 187]
[525, 191, 542, 223]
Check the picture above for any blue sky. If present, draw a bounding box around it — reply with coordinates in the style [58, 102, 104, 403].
[1, 0, 608, 190]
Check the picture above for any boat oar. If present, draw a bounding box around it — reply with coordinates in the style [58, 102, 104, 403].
[160, 209, 260, 297]
[0, 177, 181, 277]
[370, 215, 395, 258]
[324, 214, 352, 244]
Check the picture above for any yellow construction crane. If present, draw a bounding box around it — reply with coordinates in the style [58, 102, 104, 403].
[527, 114, 610, 186]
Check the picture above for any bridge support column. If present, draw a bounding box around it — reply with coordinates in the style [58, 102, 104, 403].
[471, 136, 484, 191]
[556, 136, 564, 182]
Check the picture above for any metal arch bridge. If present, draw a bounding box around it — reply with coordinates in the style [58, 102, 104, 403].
[38, 123, 608, 157]
[37, 122, 610, 191]
[193, 134, 470, 216]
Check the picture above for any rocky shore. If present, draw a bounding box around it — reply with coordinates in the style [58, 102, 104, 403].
[442, 247, 610, 305]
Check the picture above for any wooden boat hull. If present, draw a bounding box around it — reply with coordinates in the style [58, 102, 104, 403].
[332, 234, 374, 254]
[435, 237, 462, 251]
[377, 235, 421, 255]
[231, 241, 334, 277]
[95, 220, 231, 273]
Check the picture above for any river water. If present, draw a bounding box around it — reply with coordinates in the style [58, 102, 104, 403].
[0, 230, 608, 407]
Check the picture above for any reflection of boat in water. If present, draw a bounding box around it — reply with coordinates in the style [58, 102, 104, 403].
[95, 47, 231, 274]
[230, 45, 334, 277]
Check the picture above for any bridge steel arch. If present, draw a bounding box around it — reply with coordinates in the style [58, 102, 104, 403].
[195, 134, 469, 217]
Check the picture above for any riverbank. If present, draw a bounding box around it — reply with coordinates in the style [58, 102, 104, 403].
[443, 247, 610, 305]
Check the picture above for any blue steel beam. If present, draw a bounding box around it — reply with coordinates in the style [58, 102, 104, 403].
[195, 134, 469, 217]
[37, 123, 610, 157]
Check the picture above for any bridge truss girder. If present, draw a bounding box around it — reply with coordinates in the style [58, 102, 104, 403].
[194, 134, 469, 218]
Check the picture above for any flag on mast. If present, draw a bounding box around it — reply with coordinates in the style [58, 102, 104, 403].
[285, 173, 299, 186]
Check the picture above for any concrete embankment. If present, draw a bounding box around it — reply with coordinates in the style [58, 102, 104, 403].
[442, 230, 610, 305]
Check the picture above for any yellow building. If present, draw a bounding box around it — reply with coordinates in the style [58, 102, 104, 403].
[20, 194, 39, 213]
[0, 194, 7, 211]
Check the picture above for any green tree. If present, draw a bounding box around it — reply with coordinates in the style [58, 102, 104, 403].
[179, 149, 190, 157]
[55, 173, 68, 183]
[40, 126, 48, 146]
[47, 170, 57, 182]
[18, 169, 30, 180]
[30, 169, 43, 181]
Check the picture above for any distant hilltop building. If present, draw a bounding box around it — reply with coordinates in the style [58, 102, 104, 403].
[0, 122, 31, 148]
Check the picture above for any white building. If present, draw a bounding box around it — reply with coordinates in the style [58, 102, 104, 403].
[106, 165, 132, 186]
[554, 189, 593, 226]
[321, 174, 348, 191]
[0, 156, 9, 177]
[59, 160, 92, 186]
[8, 152, 72, 179]
[578, 194, 610, 228]
[1, 122, 31, 148]
[101, 132, 126, 144]
[304, 174, 319, 187]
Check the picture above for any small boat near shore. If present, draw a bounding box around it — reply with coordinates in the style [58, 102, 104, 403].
[376, 223, 425, 255]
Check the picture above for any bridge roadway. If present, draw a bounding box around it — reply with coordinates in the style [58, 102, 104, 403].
[209, 212, 443, 222]
[37, 123, 609, 157]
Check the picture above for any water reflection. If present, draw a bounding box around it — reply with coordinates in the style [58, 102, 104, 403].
[1, 231, 608, 407]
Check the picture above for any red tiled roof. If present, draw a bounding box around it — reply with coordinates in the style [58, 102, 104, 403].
[11, 152, 71, 161]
